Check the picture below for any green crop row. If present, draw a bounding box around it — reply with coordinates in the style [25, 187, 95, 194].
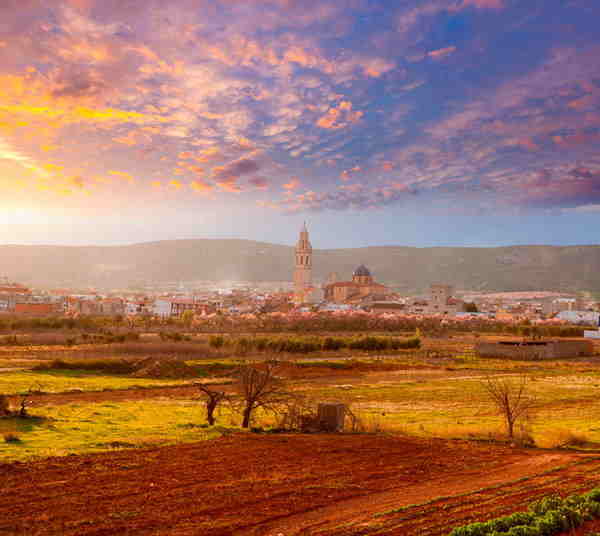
[449, 488, 600, 536]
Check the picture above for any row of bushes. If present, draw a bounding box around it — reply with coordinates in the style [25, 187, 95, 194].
[159, 331, 192, 342]
[208, 335, 421, 353]
[0, 314, 590, 337]
[34, 358, 138, 374]
[1, 331, 140, 346]
[513, 325, 584, 338]
[449, 488, 600, 535]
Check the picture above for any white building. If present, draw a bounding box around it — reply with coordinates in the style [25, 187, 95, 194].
[556, 310, 600, 325]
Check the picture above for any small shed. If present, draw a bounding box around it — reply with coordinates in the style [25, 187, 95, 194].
[317, 403, 347, 432]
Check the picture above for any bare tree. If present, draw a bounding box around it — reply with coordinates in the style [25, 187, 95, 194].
[236, 361, 290, 428]
[196, 383, 228, 426]
[482, 375, 535, 439]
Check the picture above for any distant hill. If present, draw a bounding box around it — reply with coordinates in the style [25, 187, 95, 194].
[0, 240, 599, 293]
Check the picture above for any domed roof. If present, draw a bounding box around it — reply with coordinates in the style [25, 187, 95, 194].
[353, 264, 371, 277]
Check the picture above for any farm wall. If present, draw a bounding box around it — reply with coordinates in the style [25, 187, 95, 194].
[475, 340, 593, 360]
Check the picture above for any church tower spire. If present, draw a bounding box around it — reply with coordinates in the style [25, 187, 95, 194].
[293, 222, 312, 302]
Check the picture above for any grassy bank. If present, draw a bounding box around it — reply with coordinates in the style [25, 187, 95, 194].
[0, 400, 223, 461]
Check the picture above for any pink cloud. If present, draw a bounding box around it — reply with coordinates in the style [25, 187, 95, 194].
[461, 0, 504, 9]
[248, 176, 269, 190]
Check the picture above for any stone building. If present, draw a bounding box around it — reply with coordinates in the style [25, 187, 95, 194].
[324, 265, 391, 305]
[293, 223, 315, 304]
[427, 284, 465, 315]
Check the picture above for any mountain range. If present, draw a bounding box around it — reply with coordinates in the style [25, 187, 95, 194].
[0, 240, 599, 294]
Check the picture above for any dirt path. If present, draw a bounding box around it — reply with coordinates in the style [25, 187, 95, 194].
[0, 434, 594, 536]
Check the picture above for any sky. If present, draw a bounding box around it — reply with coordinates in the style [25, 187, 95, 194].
[1, 0, 600, 248]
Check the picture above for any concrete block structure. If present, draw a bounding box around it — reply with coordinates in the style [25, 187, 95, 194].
[475, 339, 594, 360]
[317, 403, 347, 432]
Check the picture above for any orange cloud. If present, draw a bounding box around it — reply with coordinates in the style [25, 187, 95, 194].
[191, 179, 214, 194]
[568, 95, 595, 110]
[168, 179, 183, 190]
[361, 57, 396, 78]
[185, 164, 204, 175]
[283, 177, 301, 191]
[195, 146, 221, 163]
[112, 130, 146, 146]
[0, 73, 167, 149]
[428, 46, 457, 60]
[58, 41, 114, 64]
[316, 101, 363, 130]
[216, 179, 242, 193]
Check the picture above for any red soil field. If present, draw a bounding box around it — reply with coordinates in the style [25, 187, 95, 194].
[1, 434, 598, 536]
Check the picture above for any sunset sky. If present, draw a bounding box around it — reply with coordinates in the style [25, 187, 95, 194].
[1, 0, 600, 247]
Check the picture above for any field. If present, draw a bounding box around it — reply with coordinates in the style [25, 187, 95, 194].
[1, 328, 600, 534]
[1, 434, 599, 536]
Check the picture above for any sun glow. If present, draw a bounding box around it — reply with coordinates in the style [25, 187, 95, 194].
[0, 206, 51, 226]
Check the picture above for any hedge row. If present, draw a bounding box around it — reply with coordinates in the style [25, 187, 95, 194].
[0, 314, 588, 338]
[0, 331, 140, 346]
[208, 335, 421, 353]
[449, 488, 600, 536]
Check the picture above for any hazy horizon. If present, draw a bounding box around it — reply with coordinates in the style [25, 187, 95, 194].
[1, 233, 600, 250]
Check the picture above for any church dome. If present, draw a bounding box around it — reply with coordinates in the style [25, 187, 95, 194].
[353, 264, 371, 277]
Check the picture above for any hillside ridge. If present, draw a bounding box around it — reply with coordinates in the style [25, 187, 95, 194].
[0, 240, 599, 292]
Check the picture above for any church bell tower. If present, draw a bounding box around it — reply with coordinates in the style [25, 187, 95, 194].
[294, 222, 312, 300]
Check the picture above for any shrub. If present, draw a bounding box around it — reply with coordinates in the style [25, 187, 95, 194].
[3, 433, 21, 443]
[209, 335, 225, 348]
[544, 429, 589, 448]
[323, 336, 344, 351]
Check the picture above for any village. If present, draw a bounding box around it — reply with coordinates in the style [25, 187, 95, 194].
[1, 224, 598, 329]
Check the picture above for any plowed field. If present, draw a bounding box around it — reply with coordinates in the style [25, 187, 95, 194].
[1, 434, 598, 536]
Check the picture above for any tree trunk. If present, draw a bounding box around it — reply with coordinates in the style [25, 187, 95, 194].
[206, 400, 216, 426]
[507, 418, 514, 438]
[242, 406, 252, 428]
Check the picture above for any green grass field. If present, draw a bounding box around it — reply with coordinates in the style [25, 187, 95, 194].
[0, 369, 191, 395]
[310, 371, 600, 447]
[0, 400, 225, 461]
[1, 335, 600, 462]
